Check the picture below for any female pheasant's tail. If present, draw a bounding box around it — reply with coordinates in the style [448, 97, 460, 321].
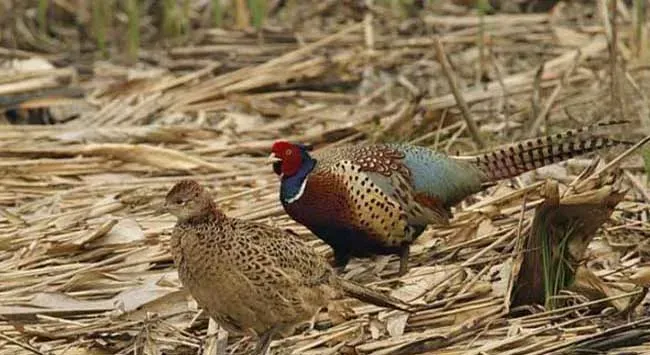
[337, 277, 412, 312]
[462, 121, 633, 184]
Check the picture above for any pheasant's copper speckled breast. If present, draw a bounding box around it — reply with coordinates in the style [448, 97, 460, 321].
[284, 159, 410, 249]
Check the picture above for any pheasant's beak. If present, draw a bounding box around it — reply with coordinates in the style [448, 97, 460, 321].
[266, 153, 282, 164]
[154, 201, 169, 214]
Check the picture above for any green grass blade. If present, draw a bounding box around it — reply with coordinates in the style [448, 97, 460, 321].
[212, 0, 222, 27]
[126, 0, 140, 63]
[248, 0, 266, 30]
[37, 0, 48, 34]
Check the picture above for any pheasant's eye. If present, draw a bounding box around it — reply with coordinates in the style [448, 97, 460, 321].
[285, 149, 293, 156]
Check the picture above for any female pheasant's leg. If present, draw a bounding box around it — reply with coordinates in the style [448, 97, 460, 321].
[254, 327, 279, 355]
[306, 306, 324, 332]
[398, 246, 410, 276]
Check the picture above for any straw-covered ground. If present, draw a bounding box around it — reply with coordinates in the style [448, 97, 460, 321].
[2, 1, 650, 354]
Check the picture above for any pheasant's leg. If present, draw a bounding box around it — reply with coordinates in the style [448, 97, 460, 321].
[307, 306, 324, 332]
[254, 327, 278, 355]
[332, 249, 351, 274]
[398, 246, 410, 276]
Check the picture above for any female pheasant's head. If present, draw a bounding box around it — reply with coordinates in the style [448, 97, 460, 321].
[164, 179, 219, 222]
[269, 141, 313, 177]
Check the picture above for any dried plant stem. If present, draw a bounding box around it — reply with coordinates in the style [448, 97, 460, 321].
[608, 0, 622, 120]
[633, 0, 646, 56]
[526, 51, 582, 138]
[235, 0, 251, 29]
[364, 0, 375, 50]
[0, 332, 47, 355]
[434, 36, 486, 149]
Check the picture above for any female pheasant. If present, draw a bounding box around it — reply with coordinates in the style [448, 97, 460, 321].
[270, 122, 629, 276]
[165, 179, 409, 355]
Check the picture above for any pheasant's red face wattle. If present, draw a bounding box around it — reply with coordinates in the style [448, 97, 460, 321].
[271, 141, 303, 177]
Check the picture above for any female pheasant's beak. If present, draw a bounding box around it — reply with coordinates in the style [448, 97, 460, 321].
[266, 153, 282, 164]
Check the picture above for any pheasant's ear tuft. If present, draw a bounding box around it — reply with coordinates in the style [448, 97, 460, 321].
[297, 143, 313, 152]
[271, 141, 293, 154]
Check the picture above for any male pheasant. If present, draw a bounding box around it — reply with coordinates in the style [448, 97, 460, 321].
[269, 122, 629, 276]
[165, 179, 409, 355]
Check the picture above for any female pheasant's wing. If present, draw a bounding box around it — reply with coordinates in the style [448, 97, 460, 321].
[236, 220, 412, 312]
[231, 219, 333, 288]
[218, 219, 338, 335]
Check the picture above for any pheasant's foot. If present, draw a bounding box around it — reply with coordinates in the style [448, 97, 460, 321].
[332, 250, 351, 274]
[398, 246, 410, 277]
[307, 307, 324, 333]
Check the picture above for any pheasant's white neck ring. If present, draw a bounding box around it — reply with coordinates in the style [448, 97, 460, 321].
[285, 176, 308, 204]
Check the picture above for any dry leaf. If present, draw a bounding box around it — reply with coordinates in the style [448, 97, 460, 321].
[218, 112, 266, 133]
[61, 270, 121, 292]
[369, 318, 386, 340]
[120, 246, 162, 273]
[0, 292, 113, 317]
[81, 143, 223, 171]
[383, 312, 409, 338]
[476, 218, 497, 237]
[120, 289, 192, 325]
[491, 259, 512, 297]
[327, 299, 355, 325]
[392, 266, 462, 303]
[55, 126, 207, 144]
[552, 26, 591, 47]
[628, 267, 650, 287]
[10, 57, 55, 71]
[570, 266, 640, 312]
[97, 218, 145, 246]
[112, 274, 181, 314]
[53, 346, 112, 355]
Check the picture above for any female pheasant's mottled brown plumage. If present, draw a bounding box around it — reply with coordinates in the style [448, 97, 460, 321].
[271, 121, 631, 276]
[164, 179, 409, 355]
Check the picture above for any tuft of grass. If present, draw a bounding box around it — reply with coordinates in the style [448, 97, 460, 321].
[162, 0, 182, 38]
[634, 0, 647, 57]
[37, 0, 48, 34]
[212, 0, 222, 27]
[183, 0, 191, 35]
[476, 0, 488, 85]
[642, 148, 650, 184]
[541, 220, 578, 310]
[248, 0, 267, 30]
[126, 0, 140, 63]
[92, 0, 112, 58]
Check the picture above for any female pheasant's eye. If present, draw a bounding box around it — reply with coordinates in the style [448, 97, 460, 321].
[285, 149, 292, 156]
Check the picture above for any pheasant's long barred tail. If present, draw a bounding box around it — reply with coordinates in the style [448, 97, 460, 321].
[473, 122, 632, 182]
